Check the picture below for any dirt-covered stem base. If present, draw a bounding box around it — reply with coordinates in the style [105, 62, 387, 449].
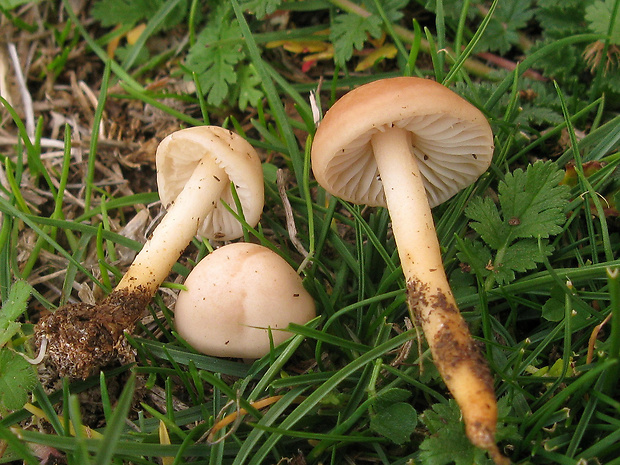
[34, 286, 152, 379]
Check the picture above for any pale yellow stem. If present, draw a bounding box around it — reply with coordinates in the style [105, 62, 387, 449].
[117, 157, 227, 295]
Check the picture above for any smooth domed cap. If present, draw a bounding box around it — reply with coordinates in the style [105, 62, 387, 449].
[311, 77, 494, 208]
[174, 242, 316, 359]
[156, 126, 264, 241]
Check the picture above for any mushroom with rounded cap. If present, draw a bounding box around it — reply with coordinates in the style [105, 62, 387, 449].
[311, 77, 507, 464]
[35, 126, 264, 379]
[174, 242, 316, 359]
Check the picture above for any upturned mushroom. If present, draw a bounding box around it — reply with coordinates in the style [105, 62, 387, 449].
[174, 242, 316, 358]
[35, 126, 264, 379]
[311, 77, 507, 463]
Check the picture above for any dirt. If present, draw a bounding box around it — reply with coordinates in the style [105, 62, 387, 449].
[34, 286, 152, 379]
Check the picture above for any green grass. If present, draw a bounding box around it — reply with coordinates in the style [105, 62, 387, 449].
[1, 0, 620, 464]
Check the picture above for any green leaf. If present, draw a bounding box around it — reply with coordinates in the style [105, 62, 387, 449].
[419, 401, 493, 465]
[466, 160, 570, 246]
[91, 0, 187, 28]
[535, 0, 592, 37]
[242, 0, 283, 19]
[330, 13, 382, 66]
[517, 106, 564, 126]
[235, 64, 264, 111]
[369, 388, 417, 444]
[542, 296, 565, 322]
[477, 0, 534, 54]
[370, 402, 417, 444]
[494, 239, 554, 285]
[420, 398, 519, 465]
[515, 81, 564, 125]
[498, 162, 570, 239]
[367, 0, 408, 22]
[456, 238, 492, 281]
[375, 387, 412, 407]
[527, 38, 582, 81]
[462, 161, 570, 285]
[185, 2, 244, 106]
[0, 350, 37, 411]
[465, 196, 507, 250]
[0, 280, 32, 348]
[586, 0, 620, 44]
[92, 0, 160, 26]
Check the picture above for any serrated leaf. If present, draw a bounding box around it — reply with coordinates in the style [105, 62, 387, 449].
[528, 38, 582, 80]
[477, 0, 534, 54]
[370, 402, 417, 445]
[602, 71, 620, 93]
[419, 398, 519, 465]
[586, 0, 620, 44]
[499, 161, 570, 239]
[494, 239, 554, 285]
[467, 161, 570, 246]
[235, 64, 264, 111]
[242, 0, 283, 19]
[92, 0, 160, 26]
[419, 401, 492, 465]
[463, 161, 569, 285]
[456, 237, 492, 280]
[0, 280, 32, 348]
[465, 197, 507, 250]
[367, 0, 408, 22]
[91, 0, 187, 28]
[185, 3, 244, 106]
[536, 0, 589, 10]
[0, 350, 37, 411]
[330, 13, 382, 66]
[517, 106, 564, 125]
[503, 240, 553, 273]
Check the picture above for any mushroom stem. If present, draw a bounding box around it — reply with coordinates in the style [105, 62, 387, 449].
[371, 127, 501, 457]
[117, 157, 227, 296]
[33, 157, 229, 379]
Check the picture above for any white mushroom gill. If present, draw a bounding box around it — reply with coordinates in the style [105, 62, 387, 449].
[322, 114, 493, 208]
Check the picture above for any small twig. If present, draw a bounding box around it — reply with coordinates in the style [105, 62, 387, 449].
[27, 268, 68, 287]
[476, 52, 547, 82]
[0, 136, 64, 149]
[277, 169, 309, 260]
[78, 80, 106, 139]
[7, 43, 35, 141]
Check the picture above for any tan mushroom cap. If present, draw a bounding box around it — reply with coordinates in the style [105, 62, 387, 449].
[311, 77, 494, 208]
[157, 126, 264, 241]
[174, 242, 316, 359]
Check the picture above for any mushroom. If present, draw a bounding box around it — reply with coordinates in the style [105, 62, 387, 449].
[174, 242, 316, 358]
[311, 77, 506, 463]
[35, 126, 264, 379]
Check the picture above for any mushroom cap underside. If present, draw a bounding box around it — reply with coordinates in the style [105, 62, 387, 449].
[156, 126, 264, 241]
[174, 242, 316, 359]
[311, 77, 494, 208]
